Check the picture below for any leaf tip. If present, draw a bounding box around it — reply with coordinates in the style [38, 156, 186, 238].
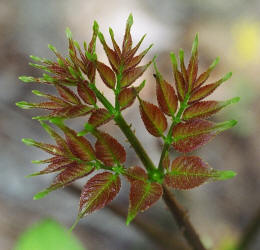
[191, 33, 199, 55]
[93, 20, 99, 33]
[33, 189, 50, 200]
[19, 76, 34, 83]
[127, 13, 133, 27]
[218, 170, 237, 180]
[22, 138, 35, 146]
[223, 72, 232, 81]
[65, 27, 72, 39]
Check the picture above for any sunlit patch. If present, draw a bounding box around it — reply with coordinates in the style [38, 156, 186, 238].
[232, 19, 260, 64]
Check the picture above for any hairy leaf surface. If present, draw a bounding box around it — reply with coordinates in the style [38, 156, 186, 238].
[127, 180, 162, 225]
[95, 132, 126, 166]
[79, 172, 121, 216]
[34, 164, 94, 200]
[155, 74, 178, 116]
[57, 124, 96, 161]
[172, 119, 237, 153]
[182, 98, 240, 120]
[125, 166, 147, 182]
[96, 61, 116, 89]
[88, 109, 113, 128]
[165, 156, 236, 189]
[77, 81, 97, 105]
[139, 100, 167, 137]
[118, 87, 137, 110]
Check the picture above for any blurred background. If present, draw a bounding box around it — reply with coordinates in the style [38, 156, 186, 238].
[0, 0, 260, 249]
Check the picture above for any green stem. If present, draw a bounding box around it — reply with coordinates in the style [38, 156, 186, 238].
[89, 82, 157, 174]
[115, 65, 124, 111]
[88, 83, 115, 114]
[158, 94, 190, 172]
[114, 114, 156, 172]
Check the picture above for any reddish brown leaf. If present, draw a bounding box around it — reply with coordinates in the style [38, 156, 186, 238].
[33, 163, 94, 200]
[164, 156, 216, 189]
[118, 87, 137, 110]
[121, 61, 152, 88]
[88, 109, 113, 128]
[171, 53, 187, 101]
[125, 166, 147, 182]
[124, 44, 152, 71]
[50, 104, 93, 119]
[124, 34, 146, 63]
[139, 100, 167, 137]
[96, 61, 116, 89]
[77, 80, 97, 105]
[193, 57, 219, 89]
[79, 172, 121, 216]
[109, 28, 121, 58]
[122, 14, 133, 57]
[179, 49, 188, 84]
[40, 122, 72, 155]
[172, 119, 237, 153]
[182, 98, 240, 120]
[95, 132, 126, 166]
[35, 102, 66, 110]
[86, 62, 96, 83]
[56, 85, 81, 104]
[30, 159, 76, 176]
[189, 72, 232, 103]
[98, 32, 120, 72]
[187, 34, 198, 91]
[52, 163, 93, 187]
[155, 74, 178, 116]
[22, 138, 64, 156]
[127, 180, 163, 225]
[57, 124, 96, 161]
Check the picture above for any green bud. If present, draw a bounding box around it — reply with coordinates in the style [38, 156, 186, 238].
[65, 27, 72, 39]
[19, 76, 35, 83]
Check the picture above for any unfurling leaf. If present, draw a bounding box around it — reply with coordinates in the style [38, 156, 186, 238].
[95, 131, 126, 166]
[109, 28, 121, 58]
[98, 32, 119, 72]
[170, 53, 187, 101]
[48, 105, 93, 119]
[122, 14, 133, 56]
[139, 100, 167, 137]
[118, 87, 137, 110]
[125, 166, 147, 182]
[164, 156, 236, 189]
[193, 57, 219, 89]
[16, 101, 66, 110]
[88, 109, 113, 128]
[40, 122, 72, 155]
[77, 81, 97, 105]
[189, 72, 232, 103]
[187, 33, 198, 92]
[34, 163, 94, 200]
[182, 97, 240, 120]
[126, 180, 163, 225]
[29, 158, 76, 176]
[79, 172, 121, 217]
[124, 44, 153, 71]
[56, 85, 81, 104]
[22, 138, 64, 156]
[54, 123, 96, 161]
[121, 61, 152, 88]
[96, 61, 116, 89]
[172, 119, 237, 153]
[154, 64, 178, 116]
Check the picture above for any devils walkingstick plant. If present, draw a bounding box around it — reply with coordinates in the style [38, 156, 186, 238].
[17, 14, 239, 249]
